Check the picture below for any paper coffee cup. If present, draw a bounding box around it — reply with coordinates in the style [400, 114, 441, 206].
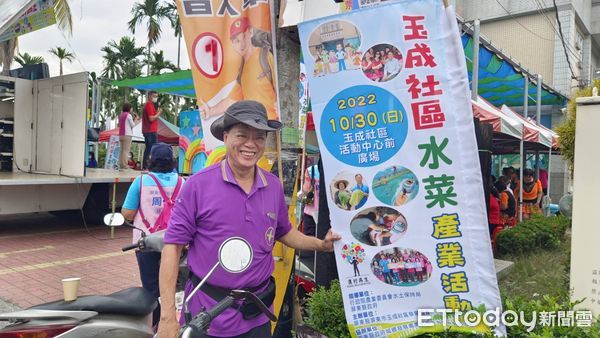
[62, 277, 80, 301]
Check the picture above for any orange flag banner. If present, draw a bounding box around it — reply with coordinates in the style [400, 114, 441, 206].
[176, 0, 280, 152]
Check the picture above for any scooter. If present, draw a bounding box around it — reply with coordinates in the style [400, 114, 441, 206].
[0, 213, 276, 338]
[178, 236, 277, 337]
[105, 213, 189, 292]
[0, 215, 159, 337]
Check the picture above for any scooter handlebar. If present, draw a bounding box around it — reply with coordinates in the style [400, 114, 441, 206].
[180, 296, 235, 337]
[179, 290, 277, 337]
[121, 243, 139, 252]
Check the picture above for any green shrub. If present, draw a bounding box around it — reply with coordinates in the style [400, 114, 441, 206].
[305, 280, 351, 338]
[503, 295, 600, 337]
[304, 281, 483, 338]
[304, 279, 600, 337]
[556, 78, 600, 173]
[495, 216, 570, 256]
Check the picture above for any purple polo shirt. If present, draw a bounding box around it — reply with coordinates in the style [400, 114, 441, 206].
[164, 160, 291, 337]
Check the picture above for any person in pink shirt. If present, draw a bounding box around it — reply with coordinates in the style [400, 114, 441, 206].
[118, 102, 137, 170]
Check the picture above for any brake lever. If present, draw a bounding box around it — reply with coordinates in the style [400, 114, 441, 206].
[230, 290, 278, 322]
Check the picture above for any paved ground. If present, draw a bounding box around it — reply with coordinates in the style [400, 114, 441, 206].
[0, 213, 140, 310]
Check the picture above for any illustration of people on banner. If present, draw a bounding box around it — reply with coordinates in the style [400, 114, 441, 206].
[299, 0, 503, 337]
[176, 0, 279, 152]
[307, 20, 363, 77]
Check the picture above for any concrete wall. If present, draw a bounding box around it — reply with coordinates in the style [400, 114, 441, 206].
[570, 96, 600, 315]
[454, 0, 590, 27]
[592, 2, 600, 34]
[454, 0, 599, 95]
[454, 0, 546, 21]
[480, 13, 556, 84]
[552, 8, 579, 94]
[275, 0, 301, 129]
[549, 154, 570, 203]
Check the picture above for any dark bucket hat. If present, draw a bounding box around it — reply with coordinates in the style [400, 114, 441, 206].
[210, 100, 282, 141]
[150, 142, 173, 161]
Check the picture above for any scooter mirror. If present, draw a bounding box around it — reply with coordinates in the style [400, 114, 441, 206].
[218, 237, 253, 273]
[103, 213, 125, 226]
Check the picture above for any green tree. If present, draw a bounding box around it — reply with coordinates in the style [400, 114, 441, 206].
[14, 52, 45, 66]
[1, 0, 72, 75]
[99, 37, 146, 123]
[166, 0, 182, 68]
[0, 39, 18, 75]
[48, 47, 74, 75]
[556, 78, 600, 175]
[128, 0, 173, 75]
[100, 36, 146, 80]
[100, 47, 121, 80]
[147, 50, 178, 75]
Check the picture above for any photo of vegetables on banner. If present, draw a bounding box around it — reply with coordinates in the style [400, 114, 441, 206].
[298, 1, 503, 337]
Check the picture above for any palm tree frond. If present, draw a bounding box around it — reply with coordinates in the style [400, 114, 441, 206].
[54, 0, 73, 36]
[147, 19, 162, 46]
[14, 52, 44, 66]
[129, 0, 173, 74]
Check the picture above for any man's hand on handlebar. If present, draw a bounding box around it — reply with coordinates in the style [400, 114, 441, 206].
[157, 316, 180, 338]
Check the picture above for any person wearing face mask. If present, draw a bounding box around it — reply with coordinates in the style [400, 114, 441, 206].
[142, 91, 162, 170]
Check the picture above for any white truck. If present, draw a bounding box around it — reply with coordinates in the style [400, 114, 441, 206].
[0, 72, 137, 222]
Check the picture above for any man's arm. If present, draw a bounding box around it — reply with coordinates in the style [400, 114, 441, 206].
[278, 228, 340, 252]
[149, 108, 162, 122]
[203, 97, 235, 118]
[121, 208, 136, 221]
[157, 244, 185, 338]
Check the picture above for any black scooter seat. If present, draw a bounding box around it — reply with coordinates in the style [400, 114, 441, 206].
[31, 287, 157, 316]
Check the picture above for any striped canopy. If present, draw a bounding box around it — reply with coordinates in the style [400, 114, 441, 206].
[111, 70, 196, 97]
[98, 117, 180, 144]
[461, 35, 567, 108]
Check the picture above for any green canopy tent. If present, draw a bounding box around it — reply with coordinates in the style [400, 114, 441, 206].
[111, 70, 196, 97]
[461, 34, 567, 108]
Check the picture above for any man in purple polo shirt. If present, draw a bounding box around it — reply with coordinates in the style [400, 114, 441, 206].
[157, 100, 340, 338]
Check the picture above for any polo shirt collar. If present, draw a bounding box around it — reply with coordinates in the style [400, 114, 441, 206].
[220, 159, 268, 191]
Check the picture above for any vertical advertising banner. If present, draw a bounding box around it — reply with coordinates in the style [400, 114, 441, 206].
[298, 1, 502, 337]
[298, 52, 310, 148]
[178, 109, 206, 174]
[176, 0, 279, 152]
[104, 135, 120, 171]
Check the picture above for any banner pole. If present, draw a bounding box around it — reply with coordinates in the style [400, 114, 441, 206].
[471, 19, 480, 101]
[276, 131, 284, 186]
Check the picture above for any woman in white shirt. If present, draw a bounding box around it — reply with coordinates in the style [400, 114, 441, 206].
[118, 102, 137, 170]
